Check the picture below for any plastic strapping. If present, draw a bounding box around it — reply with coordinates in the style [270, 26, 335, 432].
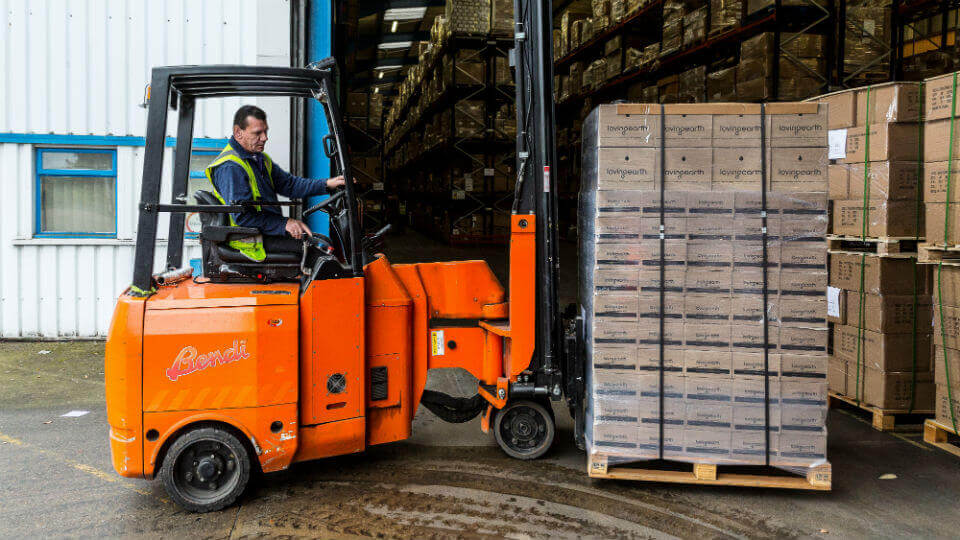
[854, 85, 872, 404]
[760, 103, 770, 466]
[658, 104, 666, 459]
[945, 72, 958, 246]
[937, 74, 959, 432]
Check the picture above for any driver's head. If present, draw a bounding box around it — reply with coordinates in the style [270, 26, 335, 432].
[232, 105, 268, 154]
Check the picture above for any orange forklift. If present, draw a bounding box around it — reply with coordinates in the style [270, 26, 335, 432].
[106, 1, 583, 512]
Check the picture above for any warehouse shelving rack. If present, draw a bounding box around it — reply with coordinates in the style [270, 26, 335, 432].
[344, 92, 390, 235]
[835, 0, 895, 87]
[384, 34, 517, 245]
[890, 0, 960, 80]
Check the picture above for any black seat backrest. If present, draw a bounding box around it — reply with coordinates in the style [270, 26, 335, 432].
[194, 190, 228, 227]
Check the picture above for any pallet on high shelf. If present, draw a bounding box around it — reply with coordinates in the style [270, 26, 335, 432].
[588, 455, 831, 491]
[923, 419, 960, 459]
[918, 243, 960, 265]
[828, 391, 933, 432]
[826, 235, 920, 257]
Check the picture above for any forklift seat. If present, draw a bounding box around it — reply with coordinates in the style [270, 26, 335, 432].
[194, 190, 303, 282]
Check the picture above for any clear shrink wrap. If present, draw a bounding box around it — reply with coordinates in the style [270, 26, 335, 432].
[580, 103, 829, 474]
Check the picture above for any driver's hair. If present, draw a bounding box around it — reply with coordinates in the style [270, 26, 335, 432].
[234, 105, 267, 130]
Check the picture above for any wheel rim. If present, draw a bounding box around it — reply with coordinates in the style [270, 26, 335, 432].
[497, 404, 549, 456]
[172, 439, 241, 503]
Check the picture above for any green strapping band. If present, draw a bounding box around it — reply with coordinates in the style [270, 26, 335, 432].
[937, 264, 959, 433]
[854, 86, 872, 404]
[946, 72, 958, 245]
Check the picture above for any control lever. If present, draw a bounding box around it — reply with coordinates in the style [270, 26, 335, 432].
[301, 234, 336, 275]
[362, 224, 392, 254]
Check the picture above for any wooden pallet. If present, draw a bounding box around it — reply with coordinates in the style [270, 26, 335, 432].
[923, 419, 960, 459]
[588, 455, 831, 491]
[826, 235, 920, 257]
[918, 243, 960, 265]
[828, 391, 933, 431]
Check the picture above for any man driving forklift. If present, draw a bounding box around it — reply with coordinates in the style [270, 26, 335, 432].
[207, 104, 346, 261]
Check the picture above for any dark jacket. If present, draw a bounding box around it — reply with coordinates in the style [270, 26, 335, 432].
[211, 137, 328, 236]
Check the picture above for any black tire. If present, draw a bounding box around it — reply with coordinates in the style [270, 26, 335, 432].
[493, 400, 555, 460]
[159, 427, 251, 513]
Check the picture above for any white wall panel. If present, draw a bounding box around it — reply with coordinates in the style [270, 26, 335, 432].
[0, 0, 290, 337]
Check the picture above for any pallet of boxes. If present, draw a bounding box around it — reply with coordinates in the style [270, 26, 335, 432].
[919, 72, 960, 454]
[814, 83, 936, 431]
[579, 102, 832, 490]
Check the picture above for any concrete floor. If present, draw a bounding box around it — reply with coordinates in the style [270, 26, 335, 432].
[2, 231, 960, 538]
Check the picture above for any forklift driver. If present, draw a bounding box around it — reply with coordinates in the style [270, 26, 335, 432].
[205, 104, 346, 261]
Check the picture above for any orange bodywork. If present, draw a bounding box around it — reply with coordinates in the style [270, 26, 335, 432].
[106, 222, 538, 478]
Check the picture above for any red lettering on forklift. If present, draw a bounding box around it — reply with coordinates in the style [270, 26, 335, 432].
[165, 341, 250, 382]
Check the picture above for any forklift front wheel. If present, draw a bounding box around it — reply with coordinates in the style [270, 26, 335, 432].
[159, 426, 252, 513]
[493, 400, 555, 460]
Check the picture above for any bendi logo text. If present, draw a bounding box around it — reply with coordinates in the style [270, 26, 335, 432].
[166, 340, 250, 382]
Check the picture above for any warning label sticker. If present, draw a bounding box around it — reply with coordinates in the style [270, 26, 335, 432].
[431, 330, 445, 356]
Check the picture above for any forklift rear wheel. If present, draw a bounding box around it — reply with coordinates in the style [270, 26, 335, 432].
[159, 427, 251, 513]
[493, 400, 555, 460]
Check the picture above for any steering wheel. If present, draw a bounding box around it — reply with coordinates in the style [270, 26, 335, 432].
[302, 190, 345, 218]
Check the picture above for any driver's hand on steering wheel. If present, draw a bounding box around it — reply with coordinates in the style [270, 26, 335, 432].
[285, 218, 313, 240]
[325, 176, 347, 190]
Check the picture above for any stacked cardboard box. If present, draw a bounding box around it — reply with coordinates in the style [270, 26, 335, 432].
[826, 254, 934, 409]
[932, 265, 960, 428]
[581, 102, 829, 471]
[923, 72, 960, 245]
[842, 0, 891, 86]
[820, 83, 923, 238]
[737, 33, 826, 102]
[445, 0, 490, 35]
[709, 0, 741, 35]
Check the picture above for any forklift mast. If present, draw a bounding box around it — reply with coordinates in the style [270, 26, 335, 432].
[513, 0, 562, 390]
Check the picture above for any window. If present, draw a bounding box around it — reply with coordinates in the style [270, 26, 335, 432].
[36, 148, 117, 237]
[185, 150, 219, 236]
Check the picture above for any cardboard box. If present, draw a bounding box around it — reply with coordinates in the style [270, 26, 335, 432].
[933, 346, 960, 388]
[730, 293, 767, 323]
[664, 115, 713, 147]
[732, 431, 780, 464]
[934, 383, 960, 428]
[594, 294, 640, 322]
[637, 374, 686, 400]
[684, 349, 733, 375]
[780, 405, 827, 431]
[769, 147, 829, 191]
[924, 71, 960, 122]
[636, 346, 684, 373]
[712, 114, 763, 147]
[684, 375, 734, 402]
[833, 324, 933, 371]
[637, 292, 683, 322]
[686, 402, 733, 428]
[832, 161, 923, 201]
[765, 102, 828, 148]
[684, 323, 731, 350]
[934, 304, 960, 350]
[828, 356, 848, 395]
[854, 82, 923, 124]
[813, 90, 855, 129]
[663, 148, 712, 189]
[779, 269, 828, 296]
[777, 295, 828, 327]
[713, 147, 763, 189]
[780, 241, 827, 271]
[922, 118, 960, 162]
[684, 294, 731, 323]
[733, 352, 781, 378]
[686, 191, 735, 213]
[731, 322, 776, 352]
[595, 243, 644, 267]
[637, 425, 685, 457]
[593, 346, 638, 372]
[831, 199, 923, 237]
[595, 216, 643, 243]
[640, 267, 684, 293]
[683, 428, 733, 462]
[686, 215, 734, 240]
[594, 398, 641, 424]
[837, 291, 933, 333]
[775, 431, 827, 467]
[924, 202, 960, 245]
[779, 326, 828, 355]
[846, 365, 935, 410]
[591, 423, 641, 455]
[734, 377, 782, 405]
[596, 190, 644, 212]
[593, 369, 642, 397]
[780, 379, 828, 406]
[924, 160, 960, 203]
[933, 265, 960, 307]
[637, 321, 684, 347]
[596, 147, 657, 189]
[593, 320, 640, 345]
[841, 123, 921, 163]
[829, 252, 928, 294]
[686, 240, 733, 267]
[734, 404, 781, 431]
[594, 268, 640, 293]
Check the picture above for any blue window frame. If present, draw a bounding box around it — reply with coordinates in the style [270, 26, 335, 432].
[35, 148, 118, 238]
[184, 149, 220, 237]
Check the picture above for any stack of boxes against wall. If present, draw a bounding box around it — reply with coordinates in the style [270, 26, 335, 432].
[924, 72, 960, 428]
[582, 103, 829, 468]
[345, 92, 386, 220]
[382, 1, 516, 242]
[815, 83, 934, 412]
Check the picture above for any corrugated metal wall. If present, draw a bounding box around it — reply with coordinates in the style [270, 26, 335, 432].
[0, 0, 294, 338]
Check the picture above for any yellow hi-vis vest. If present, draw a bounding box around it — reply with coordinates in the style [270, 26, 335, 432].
[204, 144, 275, 262]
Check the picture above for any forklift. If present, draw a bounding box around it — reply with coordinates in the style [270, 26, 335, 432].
[105, 0, 583, 512]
